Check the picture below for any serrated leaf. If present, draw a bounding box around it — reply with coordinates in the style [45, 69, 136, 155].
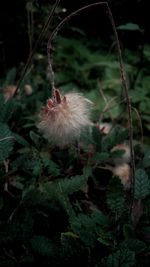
[107, 177, 125, 217]
[58, 175, 88, 195]
[101, 248, 135, 267]
[71, 209, 109, 248]
[120, 239, 147, 253]
[134, 169, 150, 199]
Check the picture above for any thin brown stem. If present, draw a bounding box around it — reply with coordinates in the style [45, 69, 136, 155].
[132, 106, 144, 150]
[14, 0, 60, 96]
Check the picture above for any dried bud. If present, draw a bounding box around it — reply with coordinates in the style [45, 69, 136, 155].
[98, 122, 112, 135]
[24, 84, 33, 96]
[37, 89, 93, 147]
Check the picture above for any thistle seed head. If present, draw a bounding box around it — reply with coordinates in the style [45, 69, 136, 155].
[37, 89, 93, 147]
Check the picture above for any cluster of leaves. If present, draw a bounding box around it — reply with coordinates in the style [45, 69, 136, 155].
[0, 21, 150, 267]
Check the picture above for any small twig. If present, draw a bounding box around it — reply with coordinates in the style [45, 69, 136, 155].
[27, 1, 34, 54]
[14, 0, 60, 96]
[3, 159, 9, 173]
[3, 248, 18, 263]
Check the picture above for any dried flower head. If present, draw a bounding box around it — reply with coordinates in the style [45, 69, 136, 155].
[112, 163, 131, 190]
[98, 122, 112, 135]
[24, 84, 33, 96]
[37, 89, 93, 147]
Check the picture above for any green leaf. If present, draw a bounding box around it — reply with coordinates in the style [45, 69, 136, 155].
[142, 150, 150, 168]
[117, 23, 141, 31]
[120, 239, 147, 254]
[107, 177, 125, 217]
[29, 130, 40, 146]
[71, 209, 109, 248]
[0, 123, 14, 161]
[0, 96, 16, 123]
[102, 127, 128, 152]
[43, 175, 88, 196]
[83, 165, 92, 178]
[31, 235, 55, 257]
[134, 169, 150, 199]
[101, 249, 135, 267]
[13, 133, 29, 146]
[40, 152, 60, 177]
[97, 231, 114, 247]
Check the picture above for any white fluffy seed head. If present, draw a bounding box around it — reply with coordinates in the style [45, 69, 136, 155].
[37, 89, 93, 147]
[24, 84, 33, 96]
[98, 122, 112, 135]
[112, 163, 131, 190]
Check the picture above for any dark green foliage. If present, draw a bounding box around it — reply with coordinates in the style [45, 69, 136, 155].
[71, 209, 110, 248]
[100, 248, 135, 267]
[134, 169, 150, 199]
[106, 177, 125, 218]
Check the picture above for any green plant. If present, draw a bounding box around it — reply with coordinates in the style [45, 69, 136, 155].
[0, 1, 150, 267]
